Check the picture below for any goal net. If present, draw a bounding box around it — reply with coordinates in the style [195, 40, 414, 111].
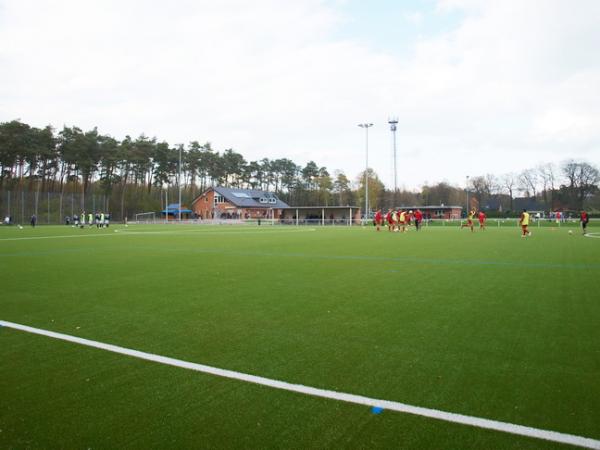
[135, 212, 156, 224]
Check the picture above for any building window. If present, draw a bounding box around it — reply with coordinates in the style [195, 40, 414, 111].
[214, 194, 225, 204]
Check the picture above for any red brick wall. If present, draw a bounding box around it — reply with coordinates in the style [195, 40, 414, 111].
[191, 190, 278, 219]
[192, 190, 215, 219]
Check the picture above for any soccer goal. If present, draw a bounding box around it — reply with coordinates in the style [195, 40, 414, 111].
[135, 212, 156, 224]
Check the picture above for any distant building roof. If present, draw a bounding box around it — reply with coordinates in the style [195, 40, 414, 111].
[281, 206, 360, 210]
[192, 186, 290, 209]
[162, 203, 192, 214]
[397, 205, 463, 210]
[514, 197, 546, 211]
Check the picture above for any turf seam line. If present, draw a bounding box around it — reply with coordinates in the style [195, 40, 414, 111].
[140, 247, 600, 270]
[2, 320, 599, 450]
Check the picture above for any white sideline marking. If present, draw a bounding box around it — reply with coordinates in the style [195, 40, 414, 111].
[584, 233, 600, 239]
[0, 228, 317, 242]
[0, 233, 117, 242]
[1, 320, 599, 450]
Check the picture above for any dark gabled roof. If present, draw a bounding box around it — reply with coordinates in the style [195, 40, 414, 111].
[281, 206, 360, 210]
[193, 186, 290, 209]
[397, 205, 463, 210]
[513, 197, 546, 211]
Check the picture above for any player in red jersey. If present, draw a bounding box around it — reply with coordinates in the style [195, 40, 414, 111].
[478, 210, 487, 230]
[580, 210, 589, 235]
[374, 209, 383, 231]
[385, 209, 394, 231]
[414, 209, 423, 231]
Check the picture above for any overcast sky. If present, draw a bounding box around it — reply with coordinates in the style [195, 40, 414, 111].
[1, 0, 599, 189]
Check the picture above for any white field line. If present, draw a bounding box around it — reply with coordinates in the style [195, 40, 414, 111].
[0, 233, 117, 242]
[584, 233, 600, 239]
[1, 320, 599, 450]
[0, 228, 317, 242]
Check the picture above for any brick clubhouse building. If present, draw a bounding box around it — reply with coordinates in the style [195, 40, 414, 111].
[191, 186, 290, 219]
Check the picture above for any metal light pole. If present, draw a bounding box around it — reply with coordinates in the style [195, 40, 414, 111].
[388, 117, 398, 193]
[165, 185, 168, 224]
[178, 145, 182, 222]
[466, 175, 470, 215]
[358, 123, 373, 222]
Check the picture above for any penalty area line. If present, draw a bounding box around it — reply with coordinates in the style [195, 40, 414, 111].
[1, 320, 599, 450]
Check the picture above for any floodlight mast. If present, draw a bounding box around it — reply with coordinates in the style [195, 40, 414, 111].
[178, 145, 182, 222]
[388, 117, 398, 194]
[466, 175, 470, 214]
[358, 123, 373, 222]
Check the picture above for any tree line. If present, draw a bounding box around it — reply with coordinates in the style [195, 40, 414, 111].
[0, 120, 362, 218]
[1, 119, 599, 220]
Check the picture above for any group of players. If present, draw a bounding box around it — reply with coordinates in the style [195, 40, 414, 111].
[460, 209, 488, 232]
[515, 209, 590, 237]
[69, 211, 111, 228]
[373, 209, 425, 232]
[373, 208, 487, 233]
[373, 207, 590, 237]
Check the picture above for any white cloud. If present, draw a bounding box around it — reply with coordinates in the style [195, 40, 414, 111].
[0, 0, 599, 190]
[403, 11, 424, 26]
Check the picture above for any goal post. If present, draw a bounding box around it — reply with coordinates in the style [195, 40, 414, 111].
[135, 212, 156, 224]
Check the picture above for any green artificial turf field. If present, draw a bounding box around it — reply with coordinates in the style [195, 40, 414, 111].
[1, 223, 599, 449]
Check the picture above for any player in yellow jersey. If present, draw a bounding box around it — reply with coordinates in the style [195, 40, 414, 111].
[399, 210, 407, 232]
[461, 209, 475, 232]
[519, 209, 531, 237]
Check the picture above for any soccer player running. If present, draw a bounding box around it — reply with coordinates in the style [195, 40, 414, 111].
[519, 209, 531, 238]
[374, 209, 383, 231]
[478, 210, 487, 230]
[461, 209, 475, 232]
[580, 210, 589, 235]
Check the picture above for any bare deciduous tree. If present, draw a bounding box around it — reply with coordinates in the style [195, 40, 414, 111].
[561, 160, 600, 209]
[519, 169, 539, 198]
[537, 163, 558, 207]
[501, 173, 518, 210]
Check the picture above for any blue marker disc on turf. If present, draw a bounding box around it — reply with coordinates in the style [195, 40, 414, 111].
[371, 406, 383, 414]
